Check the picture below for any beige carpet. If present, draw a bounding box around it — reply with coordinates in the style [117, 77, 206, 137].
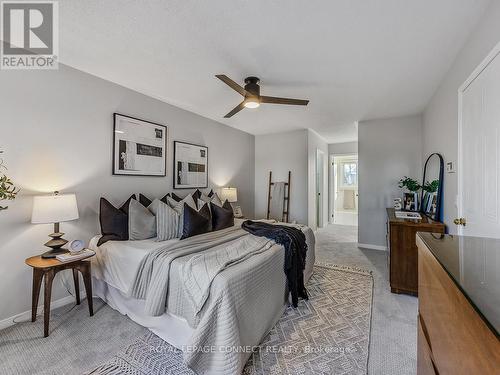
[89, 264, 373, 375]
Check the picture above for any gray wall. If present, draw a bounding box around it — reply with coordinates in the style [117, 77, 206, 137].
[423, 1, 500, 233]
[358, 115, 422, 248]
[254, 130, 308, 224]
[328, 141, 358, 155]
[0, 64, 255, 323]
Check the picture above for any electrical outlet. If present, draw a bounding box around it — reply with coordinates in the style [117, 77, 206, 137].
[446, 161, 456, 173]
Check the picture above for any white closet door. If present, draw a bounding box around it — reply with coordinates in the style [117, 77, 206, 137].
[460, 49, 500, 237]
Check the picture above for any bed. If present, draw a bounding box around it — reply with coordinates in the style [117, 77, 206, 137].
[89, 218, 315, 375]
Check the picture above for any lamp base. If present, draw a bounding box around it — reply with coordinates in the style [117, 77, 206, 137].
[41, 248, 69, 259]
[42, 225, 69, 258]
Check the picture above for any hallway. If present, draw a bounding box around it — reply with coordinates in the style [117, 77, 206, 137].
[315, 224, 417, 375]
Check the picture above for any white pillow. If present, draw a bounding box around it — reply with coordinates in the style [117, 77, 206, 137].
[150, 199, 179, 241]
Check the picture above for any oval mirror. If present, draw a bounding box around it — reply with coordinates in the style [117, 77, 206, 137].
[421, 153, 444, 222]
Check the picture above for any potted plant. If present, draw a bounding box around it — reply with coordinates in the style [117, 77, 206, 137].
[0, 151, 19, 211]
[398, 176, 421, 211]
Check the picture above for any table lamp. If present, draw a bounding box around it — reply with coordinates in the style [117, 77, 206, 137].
[220, 187, 238, 203]
[220, 187, 243, 217]
[31, 191, 79, 258]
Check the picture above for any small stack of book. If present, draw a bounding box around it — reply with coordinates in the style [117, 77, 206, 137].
[56, 249, 95, 263]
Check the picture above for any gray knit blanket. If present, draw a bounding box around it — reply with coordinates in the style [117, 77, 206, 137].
[131, 225, 248, 316]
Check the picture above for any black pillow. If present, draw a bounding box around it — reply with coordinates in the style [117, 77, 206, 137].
[207, 189, 214, 198]
[181, 203, 211, 239]
[98, 195, 136, 246]
[139, 194, 152, 207]
[171, 192, 182, 202]
[211, 200, 234, 231]
[192, 189, 202, 205]
[160, 193, 170, 204]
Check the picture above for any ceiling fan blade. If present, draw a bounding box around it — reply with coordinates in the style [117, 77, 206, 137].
[224, 102, 246, 118]
[215, 75, 247, 96]
[260, 96, 309, 106]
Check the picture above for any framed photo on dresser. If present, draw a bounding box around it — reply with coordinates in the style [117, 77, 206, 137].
[113, 113, 167, 176]
[173, 141, 208, 189]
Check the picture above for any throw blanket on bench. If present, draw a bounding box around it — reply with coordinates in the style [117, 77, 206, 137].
[241, 220, 308, 307]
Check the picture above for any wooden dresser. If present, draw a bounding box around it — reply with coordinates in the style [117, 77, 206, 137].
[386, 208, 445, 296]
[416, 233, 500, 375]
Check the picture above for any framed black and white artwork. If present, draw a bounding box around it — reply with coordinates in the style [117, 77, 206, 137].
[173, 141, 208, 189]
[113, 113, 167, 176]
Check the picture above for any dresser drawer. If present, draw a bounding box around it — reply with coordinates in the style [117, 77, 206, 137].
[417, 317, 437, 375]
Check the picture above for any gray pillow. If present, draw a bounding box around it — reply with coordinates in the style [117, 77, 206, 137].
[150, 199, 179, 241]
[128, 198, 156, 240]
[167, 194, 197, 237]
[199, 192, 222, 209]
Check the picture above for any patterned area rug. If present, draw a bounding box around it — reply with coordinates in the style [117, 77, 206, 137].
[87, 264, 373, 375]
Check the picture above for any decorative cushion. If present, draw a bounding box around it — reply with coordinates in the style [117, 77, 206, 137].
[171, 192, 183, 202]
[149, 199, 179, 241]
[98, 195, 136, 246]
[160, 193, 170, 204]
[167, 194, 197, 237]
[207, 189, 214, 198]
[139, 194, 152, 207]
[128, 199, 156, 240]
[210, 200, 234, 231]
[181, 203, 211, 239]
[192, 189, 202, 204]
[199, 192, 222, 209]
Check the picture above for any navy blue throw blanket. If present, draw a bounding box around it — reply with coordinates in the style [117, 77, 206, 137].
[241, 220, 308, 307]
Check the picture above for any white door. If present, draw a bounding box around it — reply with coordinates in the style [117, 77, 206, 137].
[459, 45, 500, 237]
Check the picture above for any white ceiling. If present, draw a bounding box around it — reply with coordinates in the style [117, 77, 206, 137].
[59, 0, 489, 142]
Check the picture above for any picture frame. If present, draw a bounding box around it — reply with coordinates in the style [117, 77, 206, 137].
[173, 141, 208, 189]
[113, 113, 167, 176]
[403, 192, 419, 211]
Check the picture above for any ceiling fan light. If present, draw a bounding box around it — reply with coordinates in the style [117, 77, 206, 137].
[244, 97, 260, 109]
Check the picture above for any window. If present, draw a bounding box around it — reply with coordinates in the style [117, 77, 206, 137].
[342, 162, 357, 187]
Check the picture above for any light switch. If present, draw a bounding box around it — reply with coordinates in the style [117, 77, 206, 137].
[446, 161, 456, 173]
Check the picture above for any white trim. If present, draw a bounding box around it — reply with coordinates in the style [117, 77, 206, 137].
[457, 41, 500, 235]
[0, 291, 86, 331]
[358, 243, 387, 251]
[459, 41, 500, 92]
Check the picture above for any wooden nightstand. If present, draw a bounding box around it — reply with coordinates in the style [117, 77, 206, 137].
[25, 253, 95, 337]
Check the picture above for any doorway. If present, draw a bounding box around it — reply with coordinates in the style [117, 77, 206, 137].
[316, 149, 325, 228]
[458, 42, 500, 237]
[331, 154, 358, 226]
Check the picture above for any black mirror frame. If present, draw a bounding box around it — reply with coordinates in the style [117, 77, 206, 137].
[421, 153, 444, 222]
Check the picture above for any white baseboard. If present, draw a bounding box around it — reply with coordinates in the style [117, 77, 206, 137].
[358, 243, 387, 251]
[0, 291, 86, 331]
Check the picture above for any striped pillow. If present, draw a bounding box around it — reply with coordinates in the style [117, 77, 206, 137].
[149, 199, 179, 241]
[167, 194, 197, 237]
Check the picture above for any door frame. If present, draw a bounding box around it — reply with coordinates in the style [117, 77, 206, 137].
[329, 153, 358, 225]
[316, 148, 325, 229]
[457, 41, 500, 235]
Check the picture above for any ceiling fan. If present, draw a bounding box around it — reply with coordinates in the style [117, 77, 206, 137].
[215, 75, 309, 118]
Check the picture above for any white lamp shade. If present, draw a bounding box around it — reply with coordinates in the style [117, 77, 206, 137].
[220, 187, 238, 203]
[31, 194, 79, 224]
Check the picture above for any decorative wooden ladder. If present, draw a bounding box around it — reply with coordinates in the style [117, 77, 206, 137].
[266, 171, 291, 223]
